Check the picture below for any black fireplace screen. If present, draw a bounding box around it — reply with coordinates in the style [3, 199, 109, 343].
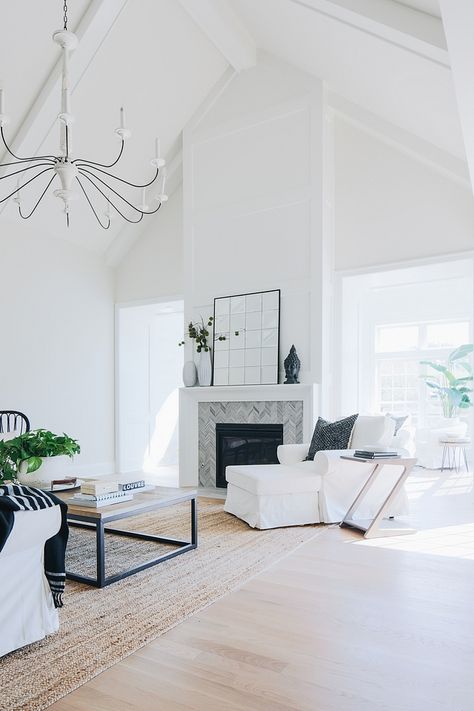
[215, 423, 284, 488]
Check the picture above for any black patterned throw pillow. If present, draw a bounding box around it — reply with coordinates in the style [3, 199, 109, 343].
[306, 414, 358, 460]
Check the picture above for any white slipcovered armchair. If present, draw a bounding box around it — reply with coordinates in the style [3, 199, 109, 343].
[224, 415, 412, 529]
[0, 506, 61, 657]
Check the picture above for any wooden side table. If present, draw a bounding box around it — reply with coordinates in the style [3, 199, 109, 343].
[440, 439, 470, 473]
[339, 456, 417, 539]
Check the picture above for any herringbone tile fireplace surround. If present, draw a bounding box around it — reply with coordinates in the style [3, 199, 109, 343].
[198, 400, 304, 488]
[179, 384, 317, 488]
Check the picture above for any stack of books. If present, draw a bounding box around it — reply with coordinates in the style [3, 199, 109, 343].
[440, 436, 471, 444]
[69, 490, 134, 507]
[67, 478, 152, 507]
[68, 478, 144, 508]
[81, 480, 118, 496]
[354, 450, 400, 460]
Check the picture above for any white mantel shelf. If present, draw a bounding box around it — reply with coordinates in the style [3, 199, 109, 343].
[179, 383, 318, 487]
[179, 383, 315, 397]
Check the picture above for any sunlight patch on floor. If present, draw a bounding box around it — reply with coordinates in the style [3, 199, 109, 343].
[356, 521, 474, 560]
[349, 467, 474, 560]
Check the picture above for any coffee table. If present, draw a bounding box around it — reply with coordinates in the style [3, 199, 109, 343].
[58, 486, 197, 588]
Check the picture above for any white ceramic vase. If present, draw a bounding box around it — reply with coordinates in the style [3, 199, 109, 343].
[17, 455, 72, 487]
[183, 360, 198, 387]
[197, 349, 212, 387]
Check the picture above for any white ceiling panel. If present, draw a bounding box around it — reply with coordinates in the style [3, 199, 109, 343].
[230, 0, 465, 159]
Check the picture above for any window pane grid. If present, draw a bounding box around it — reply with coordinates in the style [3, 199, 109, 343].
[374, 319, 470, 427]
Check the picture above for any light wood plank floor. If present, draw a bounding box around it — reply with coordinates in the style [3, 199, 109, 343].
[50, 468, 474, 711]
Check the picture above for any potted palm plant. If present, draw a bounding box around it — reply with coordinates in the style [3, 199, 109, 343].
[0, 429, 80, 485]
[420, 344, 473, 419]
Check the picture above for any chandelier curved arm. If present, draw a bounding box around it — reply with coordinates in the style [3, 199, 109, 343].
[18, 173, 57, 220]
[78, 167, 163, 215]
[72, 140, 124, 169]
[76, 176, 111, 230]
[1, 127, 57, 163]
[0, 166, 54, 205]
[0, 156, 55, 168]
[77, 171, 146, 224]
[0, 162, 54, 182]
[75, 162, 159, 189]
[78, 167, 149, 214]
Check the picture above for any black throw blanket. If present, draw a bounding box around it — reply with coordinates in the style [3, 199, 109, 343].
[0, 484, 69, 608]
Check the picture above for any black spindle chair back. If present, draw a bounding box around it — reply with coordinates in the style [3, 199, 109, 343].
[0, 411, 31, 435]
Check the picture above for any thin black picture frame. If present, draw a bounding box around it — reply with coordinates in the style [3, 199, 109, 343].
[212, 288, 281, 386]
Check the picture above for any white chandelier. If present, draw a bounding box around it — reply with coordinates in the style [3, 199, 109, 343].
[0, 1, 167, 229]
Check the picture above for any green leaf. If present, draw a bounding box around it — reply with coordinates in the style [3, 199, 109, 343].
[421, 362, 452, 377]
[424, 381, 443, 390]
[26, 456, 42, 473]
[449, 344, 473, 362]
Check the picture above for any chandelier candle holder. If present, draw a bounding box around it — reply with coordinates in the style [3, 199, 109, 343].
[0, 1, 167, 229]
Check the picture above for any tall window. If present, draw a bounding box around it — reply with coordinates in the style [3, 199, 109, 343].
[375, 320, 470, 426]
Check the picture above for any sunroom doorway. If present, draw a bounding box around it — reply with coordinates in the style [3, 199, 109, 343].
[116, 298, 184, 486]
[337, 258, 473, 468]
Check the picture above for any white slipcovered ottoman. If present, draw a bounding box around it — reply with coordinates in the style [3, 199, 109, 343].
[224, 463, 321, 529]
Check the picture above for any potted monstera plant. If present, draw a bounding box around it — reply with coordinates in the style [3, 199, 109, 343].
[0, 429, 80, 485]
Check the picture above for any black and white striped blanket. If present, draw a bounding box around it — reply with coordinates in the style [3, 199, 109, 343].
[0, 484, 69, 608]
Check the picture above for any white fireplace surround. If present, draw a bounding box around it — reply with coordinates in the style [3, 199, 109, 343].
[179, 384, 318, 487]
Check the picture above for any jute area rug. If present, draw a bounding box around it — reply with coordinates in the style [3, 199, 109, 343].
[0, 499, 322, 711]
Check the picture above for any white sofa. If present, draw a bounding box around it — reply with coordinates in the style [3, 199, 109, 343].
[224, 415, 411, 529]
[0, 505, 61, 657]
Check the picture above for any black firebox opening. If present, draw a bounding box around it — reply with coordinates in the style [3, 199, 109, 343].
[215, 423, 284, 488]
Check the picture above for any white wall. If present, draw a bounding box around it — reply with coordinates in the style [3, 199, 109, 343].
[183, 53, 325, 384]
[334, 117, 474, 270]
[0, 219, 115, 475]
[115, 186, 183, 303]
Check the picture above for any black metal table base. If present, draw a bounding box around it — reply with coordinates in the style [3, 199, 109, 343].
[66, 498, 197, 588]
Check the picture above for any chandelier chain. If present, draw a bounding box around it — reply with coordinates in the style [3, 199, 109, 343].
[63, 0, 68, 30]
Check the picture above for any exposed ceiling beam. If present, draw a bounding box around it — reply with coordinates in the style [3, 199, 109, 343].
[291, 0, 449, 66]
[328, 91, 472, 189]
[0, 0, 129, 170]
[439, 1, 474, 194]
[178, 0, 256, 72]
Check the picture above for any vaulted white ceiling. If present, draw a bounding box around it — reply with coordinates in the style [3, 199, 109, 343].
[0, 0, 470, 257]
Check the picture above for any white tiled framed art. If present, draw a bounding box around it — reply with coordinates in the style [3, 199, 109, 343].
[212, 289, 280, 386]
